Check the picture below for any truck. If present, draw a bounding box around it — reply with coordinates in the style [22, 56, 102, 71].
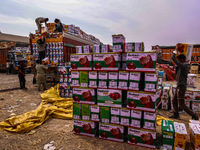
[0, 33, 30, 73]
[0, 44, 30, 73]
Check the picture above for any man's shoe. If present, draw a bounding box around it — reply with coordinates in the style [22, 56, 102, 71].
[192, 114, 199, 120]
[169, 113, 180, 119]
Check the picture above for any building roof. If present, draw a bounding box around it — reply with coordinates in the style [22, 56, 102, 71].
[0, 33, 29, 43]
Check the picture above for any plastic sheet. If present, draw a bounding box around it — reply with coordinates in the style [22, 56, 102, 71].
[0, 84, 72, 133]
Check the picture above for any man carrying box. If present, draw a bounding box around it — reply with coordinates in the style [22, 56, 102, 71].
[158, 43, 198, 120]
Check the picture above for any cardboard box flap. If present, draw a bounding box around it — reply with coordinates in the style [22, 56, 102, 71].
[174, 122, 187, 135]
[162, 120, 174, 132]
[189, 123, 200, 134]
[189, 120, 200, 124]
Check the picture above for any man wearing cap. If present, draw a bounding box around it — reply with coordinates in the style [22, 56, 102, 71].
[35, 17, 49, 34]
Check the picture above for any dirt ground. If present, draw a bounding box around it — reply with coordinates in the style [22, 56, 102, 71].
[0, 73, 199, 150]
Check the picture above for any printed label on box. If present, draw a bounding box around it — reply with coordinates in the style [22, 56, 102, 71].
[73, 88, 96, 104]
[127, 91, 157, 112]
[127, 128, 156, 148]
[97, 89, 122, 107]
[99, 123, 124, 142]
[93, 53, 121, 71]
[126, 52, 156, 72]
[71, 54, 92, 70]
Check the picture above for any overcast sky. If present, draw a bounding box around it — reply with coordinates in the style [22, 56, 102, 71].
[0, 0, 200, 50]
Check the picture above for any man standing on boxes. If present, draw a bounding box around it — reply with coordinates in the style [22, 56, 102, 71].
[37, 36, 46, 63]
[158, 43, 198, 120]
[54, 18, 64, 33]
[35, 17, 49, 34]
[36, 60, 48, 91]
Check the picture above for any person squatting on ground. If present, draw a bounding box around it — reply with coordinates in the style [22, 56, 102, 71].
[36, 60, 48, 91]
[54, 18, 64, 33]
[18, 61, 27, 89]
[35, 17, 49, 34]
[158, 43, 198, 120]
[37, 36, 46, 63]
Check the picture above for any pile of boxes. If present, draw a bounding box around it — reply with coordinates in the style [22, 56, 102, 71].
[42, 23, 101, 45]
[162, 120, 187, 150]
[172, 85, 200, 114]
[31, 34, 64, 66]
[161, 84, 171, 110]
[58, 66, 72, 98]
[72, 34, 162, 149]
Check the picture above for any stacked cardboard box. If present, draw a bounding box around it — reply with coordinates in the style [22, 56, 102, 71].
[172, 85, 200, 114]
[161, 84, 171, 110]
[72, 34, 160, 148]
[162, 120, 175, 150]
[58, 66, 72, 98]
[189, 123, 200, 150]
[31, 34, 64, 66]
[174, 122, 187, 150]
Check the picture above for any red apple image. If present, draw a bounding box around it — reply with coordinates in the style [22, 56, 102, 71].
[71, 63, 77, 69]
[74, 96, 80, 102]
[109, 93, 114, 98]
[95, 63, 102, 69]
[115, 93, 121, 99]
[143, 55, 153, 68]
[110, 128, 121, 139]
[74, 128, 80, 134]
[141, 133, 154, 145]
[128, 101, 137, 108]
[83, 123, 92, 134]
[127, 63, 136, 69]
[105, 55, 116, 67]
[129, 137, 138, 144]
[101, 132, 108, 138]
[113, 95, 118, 100]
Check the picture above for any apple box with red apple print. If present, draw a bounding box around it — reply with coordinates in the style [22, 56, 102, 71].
[99, 123, 124, 142]
[127, 127, 156, 149]
[126, 52, 156, 72]
[73, 120, 98, 137]
[93, 53, 121, 71]
[73, 88, 96, 104]
[127, 91, 157, 112]
[97, 89, 122, 108]
[70, 54, 92, 71]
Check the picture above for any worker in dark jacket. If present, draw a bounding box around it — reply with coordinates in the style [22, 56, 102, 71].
[18, 61, 27, 89]
[37, 36, 46, 63]
[35, 17, 49, 34]
[160, 43, 198, 120]
[54, 18, 64, 32]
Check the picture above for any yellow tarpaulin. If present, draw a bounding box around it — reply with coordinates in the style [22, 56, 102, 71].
[156, 115, 173, 126]
[0, 84, 73, 133]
